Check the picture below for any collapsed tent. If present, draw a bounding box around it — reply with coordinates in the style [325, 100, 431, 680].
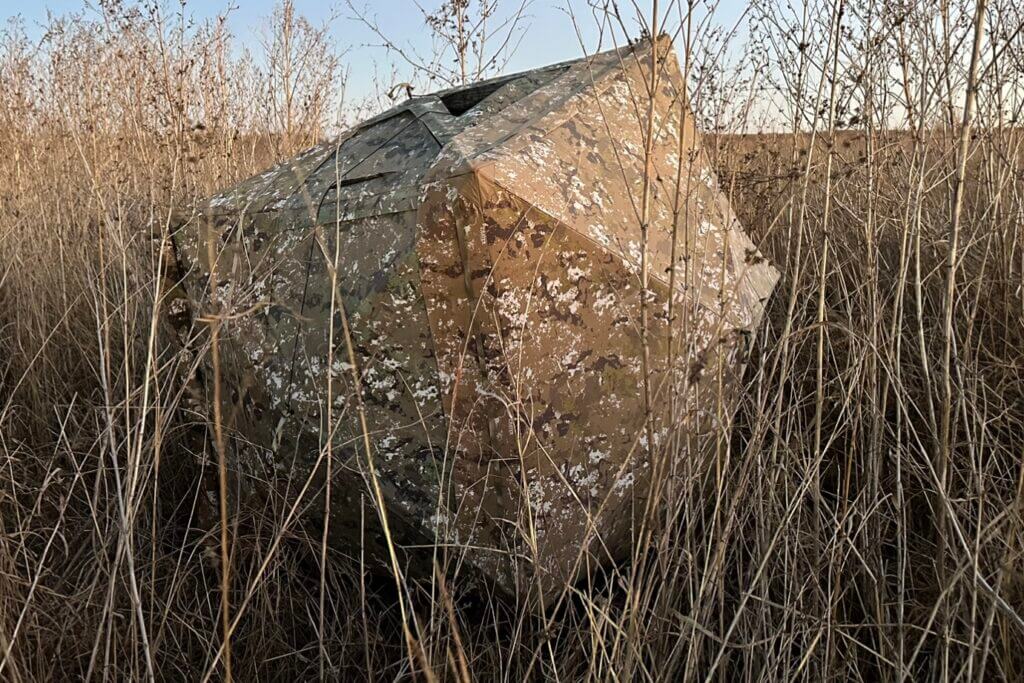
[167, 36, 779, 598]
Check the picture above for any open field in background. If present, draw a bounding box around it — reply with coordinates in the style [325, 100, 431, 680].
[3, 0, 1024, 680]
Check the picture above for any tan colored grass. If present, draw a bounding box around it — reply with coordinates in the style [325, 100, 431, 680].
[3, 1, 1024, 681]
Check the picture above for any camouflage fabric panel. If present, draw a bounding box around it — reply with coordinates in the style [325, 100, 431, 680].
[418, 169, 749, 594]
[288, 213, 449, 527]
[169, 36, 781, 601]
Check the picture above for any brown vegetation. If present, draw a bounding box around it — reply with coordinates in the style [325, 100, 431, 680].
[2, 0, 1024, 680]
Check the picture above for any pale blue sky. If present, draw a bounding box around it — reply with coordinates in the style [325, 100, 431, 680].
[4, 1, 751, 107]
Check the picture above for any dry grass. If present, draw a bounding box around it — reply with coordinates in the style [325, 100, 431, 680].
[2, 0, 1024, 680]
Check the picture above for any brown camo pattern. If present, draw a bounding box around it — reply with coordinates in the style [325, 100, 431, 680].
[168, 36, 779, 599]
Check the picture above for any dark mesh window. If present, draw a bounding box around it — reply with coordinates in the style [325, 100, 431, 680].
[440, 80, 512, 116]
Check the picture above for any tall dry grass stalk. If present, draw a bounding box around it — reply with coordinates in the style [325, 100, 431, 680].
[2, 0, 1024, 680]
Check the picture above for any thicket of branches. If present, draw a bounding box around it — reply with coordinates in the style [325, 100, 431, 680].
[2, 0, 1024, 680]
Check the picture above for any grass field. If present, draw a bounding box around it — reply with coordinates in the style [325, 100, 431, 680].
[2, 1, 1024, 680]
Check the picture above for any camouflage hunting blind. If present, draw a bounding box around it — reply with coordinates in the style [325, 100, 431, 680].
[169, 37, 779, 599]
